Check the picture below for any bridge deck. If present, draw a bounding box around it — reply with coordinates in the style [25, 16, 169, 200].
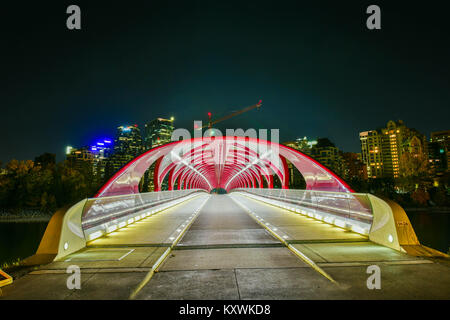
[1, 194, 449, 300]
[178, 194, 279, 247]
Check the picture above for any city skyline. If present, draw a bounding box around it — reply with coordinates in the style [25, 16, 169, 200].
[2, 1, 450, 163]
[0, 115, 447, 164]
[62, 116, 448, 187]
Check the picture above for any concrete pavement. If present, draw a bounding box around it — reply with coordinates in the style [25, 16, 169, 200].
[1, 193, 449, 300]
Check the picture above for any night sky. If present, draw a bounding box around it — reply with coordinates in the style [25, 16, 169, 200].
[2, 0, 449, 163]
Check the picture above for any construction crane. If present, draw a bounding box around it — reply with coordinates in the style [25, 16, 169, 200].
[196, 100, 262, 130]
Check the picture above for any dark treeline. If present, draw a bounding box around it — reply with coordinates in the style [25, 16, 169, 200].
[342, 151, 449, 207]
[0, 153, 103, 214]
[346, 175, 450, 208]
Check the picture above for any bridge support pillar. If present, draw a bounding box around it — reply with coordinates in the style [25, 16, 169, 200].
[168, 168, 175, 191]
[153, 156, 163, 192]
[280, 155, 289, 189]
[268, 174, 273, 189]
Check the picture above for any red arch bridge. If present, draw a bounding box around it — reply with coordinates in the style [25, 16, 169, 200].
[4, 136, 449, 300]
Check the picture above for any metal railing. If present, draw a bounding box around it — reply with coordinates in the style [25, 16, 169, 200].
[81, 189, 206, 241]
[232, 188, 373, 235]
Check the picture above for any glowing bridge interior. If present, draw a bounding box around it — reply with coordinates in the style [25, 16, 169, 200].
[96, 136, 353, 197]
[15, 136, 445, 300]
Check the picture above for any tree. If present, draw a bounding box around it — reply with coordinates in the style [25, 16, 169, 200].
[34, 153, 56, 168]
[400, 151, 431, 178]
[2, 160, 35, 208]
[398, 151, 433, 192]
[411, 188, 430, 206]
[367, 178, 396, 198]
[0, 157, 103, 214]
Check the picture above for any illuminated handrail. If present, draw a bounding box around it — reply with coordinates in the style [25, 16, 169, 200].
[53, 189, 207, 260]
[232, 188, 421, 252]
[232, 188, 373, 234]
[82, 189, 204, 230]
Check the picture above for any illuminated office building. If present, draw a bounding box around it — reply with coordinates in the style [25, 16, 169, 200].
[309, 138, 344, 176]
[429, 130, 450, 175]
[360, 130, 384, 179]
[144, 117, 174, 149]
[284, 138, 344, 178]
[341, 152, 367, 181]
[283, 137, 317, 155]
[360, 120, 427, 179]
[90, 139, 113, 179]
[103, 125, 144, 180]
[114, 125, 144, 156]
[66, 146, 94, 172]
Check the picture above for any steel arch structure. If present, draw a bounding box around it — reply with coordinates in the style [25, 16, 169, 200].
[95, 136, 354, 197]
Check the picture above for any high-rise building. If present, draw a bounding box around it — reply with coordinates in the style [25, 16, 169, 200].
[428, 142, 446, 176]
[429, 130, 450, 175]
[359, 130, 384, 178]
[90, 139, 113, 180]
[103, 125, 144, 180]
[310, 138, 344, 176]
[66, 146, 94, 172]
[381, 120, 427, 178]
[91, 139, 113, 159]
[114, 125, 143, 156]
[341, 152, 367, 181]
[359, 120, 428, 179]
[65, 139, 114, 182]
[144, 117, 174, 149]
[140, 118, 174, 192]
[104, 153, 135, 180]
[283, 137, 317, 155]
[283, 137, 344, 185]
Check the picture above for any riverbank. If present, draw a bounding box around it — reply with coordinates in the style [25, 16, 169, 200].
[0, 220, 49, 270]
[0, 216, 51, 223]
[0, 209, 52, 223]
[405, 209, 450, 254]
[404, 207, 450, 213]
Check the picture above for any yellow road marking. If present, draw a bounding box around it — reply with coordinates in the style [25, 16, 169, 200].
[128, 195, 210, 299]
[229, 194, 338, 285]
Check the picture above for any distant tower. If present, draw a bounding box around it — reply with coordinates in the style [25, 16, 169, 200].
[66, 146, 94, 172]
[429, 130, 450, 175]
[359, 120, 428, 179]
[105, 125, 144, 180]
[360, 130, 384, 179]
[114, 125, 143, 156]
[310, 138, 345, 177]
[144, 117, 174, 150]
[90, 139, 113, 180]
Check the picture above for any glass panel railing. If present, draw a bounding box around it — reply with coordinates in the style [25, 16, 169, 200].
[81, 189, 205, 236]
[232, 188, 373, 234]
